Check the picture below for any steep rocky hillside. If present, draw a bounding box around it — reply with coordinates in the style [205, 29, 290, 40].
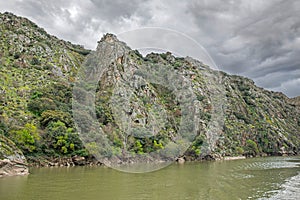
[0, 12, 89, 127]
[75, 34, 300, 164]
[0, 12, 89, 161]
[0, 13, 299, 166]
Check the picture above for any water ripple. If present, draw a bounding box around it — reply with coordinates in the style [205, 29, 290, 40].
[259, 172, 300, 200]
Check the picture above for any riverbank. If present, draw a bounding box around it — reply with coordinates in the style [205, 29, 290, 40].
[26, 155, 102, 168]
[26, 153, 297, 168]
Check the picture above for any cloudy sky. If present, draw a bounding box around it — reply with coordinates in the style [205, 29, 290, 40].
[1, 0, 299, 97]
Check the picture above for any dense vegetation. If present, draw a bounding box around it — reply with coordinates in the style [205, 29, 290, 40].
[0, 12, 89, 161]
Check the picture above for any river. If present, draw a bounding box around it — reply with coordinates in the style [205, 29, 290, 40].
[0, 156, 299, 200]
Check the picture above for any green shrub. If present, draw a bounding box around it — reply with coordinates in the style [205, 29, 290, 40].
[196, 94, 206, 101]
[160, 53, 167, 60]
[30, 57, 41, 65]
[40, 110, 72, 127]
[153, 140, 164, 150]
[13, 52, 21, 59]
[238, 84, 250, 91]
[9, 123, 40, 153]
[174, 61, 181, 69]
[44, 121, 82, 155]
[27, 97, 57, 116]
[245, 139, 259, 156]
[133, 140, 144, 154]
[234, 112, 251, 124]
[0, 120, 8, 135]
[235, 147, 244, 155]
[194, 148, 201, 155]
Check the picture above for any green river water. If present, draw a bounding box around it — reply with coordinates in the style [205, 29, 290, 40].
[0, 156, 299, 200]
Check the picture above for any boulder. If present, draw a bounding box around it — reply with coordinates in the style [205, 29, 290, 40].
[0, 159, 28, 177]
[177, 157, 185, 164]
[72, 155, 86, 166]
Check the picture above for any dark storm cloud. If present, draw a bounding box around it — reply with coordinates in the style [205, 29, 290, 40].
[0, 0, 146, 48]
[0, 0, 299, 97]
[188, 0, 300, 97]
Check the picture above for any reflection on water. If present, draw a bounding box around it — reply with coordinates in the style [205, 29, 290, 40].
[0, 157, 299, 200]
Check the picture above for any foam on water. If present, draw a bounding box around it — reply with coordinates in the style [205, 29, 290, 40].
[260, 172, 300, 200]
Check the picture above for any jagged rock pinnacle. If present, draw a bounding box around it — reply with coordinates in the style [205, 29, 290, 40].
[96, 33, 131, 54]
[98, 33, 119, 43]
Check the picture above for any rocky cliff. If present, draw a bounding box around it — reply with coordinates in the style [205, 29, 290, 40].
[0, 12, 299, 170]
[76, 33, 300, 163]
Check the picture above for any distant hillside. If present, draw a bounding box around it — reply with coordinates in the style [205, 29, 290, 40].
[0, 13, 299, 166]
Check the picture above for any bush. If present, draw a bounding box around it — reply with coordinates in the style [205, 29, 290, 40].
[153, 140, 164, 150]
[28, 82, 73, 115]
[235, 147, 244, 155]
[196, 94, 206, 101]
[28, 97, 57, 116]
[238, 84, 250, 91]
[245, 139, 259, 156]
[0, 120, 8, 135]
[160, 53, 167, 60]
[9, 123, 40, 153]
[44, 121, 82, 155]
[234, 112, 251, 124]
[30, 57, 41, 65]
[173, 61, 181, 69]
[40, 110, 72, 127]
[133, 140, 144, 154]
[14, 52, 21, 59]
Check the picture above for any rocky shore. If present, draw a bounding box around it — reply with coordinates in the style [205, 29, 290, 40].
[26, 155, 103, 168]
[0, 159, 28, 177]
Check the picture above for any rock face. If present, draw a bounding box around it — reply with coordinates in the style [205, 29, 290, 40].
[0, 135, 28, 177]
[77, 33, 300, 162]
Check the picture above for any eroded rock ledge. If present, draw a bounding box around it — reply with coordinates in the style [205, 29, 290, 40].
[0, 135, 29, 177]
[0, 159, 28, 177]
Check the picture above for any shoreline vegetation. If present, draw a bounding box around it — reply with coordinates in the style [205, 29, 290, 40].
[1, 153, 297, 177]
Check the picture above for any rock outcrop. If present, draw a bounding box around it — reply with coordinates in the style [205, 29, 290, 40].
[0, 135, 28, 177]
[76, 33, 300, 162]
